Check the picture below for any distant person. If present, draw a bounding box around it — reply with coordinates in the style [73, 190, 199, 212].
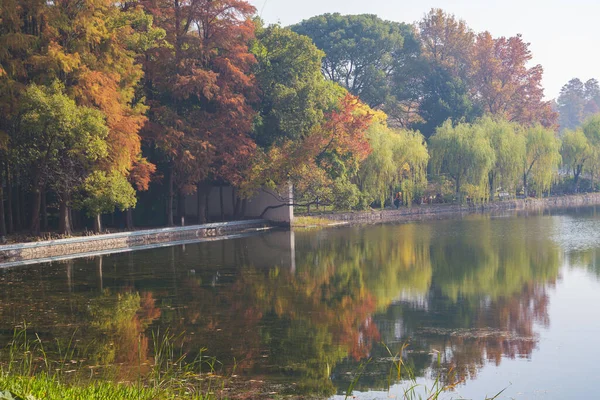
[394, 192, 402, 209]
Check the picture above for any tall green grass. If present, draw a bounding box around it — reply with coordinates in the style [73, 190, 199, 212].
[0, 326, 226, 400]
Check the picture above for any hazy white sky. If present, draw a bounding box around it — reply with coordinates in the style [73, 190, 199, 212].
[248, 0, 600, 100]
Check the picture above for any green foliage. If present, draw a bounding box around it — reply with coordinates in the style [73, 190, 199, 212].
[17, 82, 108, 165]
[430, 120, 495, 202]
[16, 81, 110, 215]
[291, 13, 409, 108]
[0, 373, 214, 400]
[522, 125, 562, 196]
[557, 78, 600, 131]
[413, 65, 481, 139]
[477, 117, 526, 197]
[79, 171, 137, 217]
[331, 177, 362, 210]
[252, 24, 337, 147]
[561, 128, 591, 184]
[357, 123, 428, 207]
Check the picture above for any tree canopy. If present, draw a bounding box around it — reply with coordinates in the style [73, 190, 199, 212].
[0, 2, 593, 234]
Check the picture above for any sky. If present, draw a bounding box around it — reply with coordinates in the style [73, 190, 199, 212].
[248, 0, 600, 100]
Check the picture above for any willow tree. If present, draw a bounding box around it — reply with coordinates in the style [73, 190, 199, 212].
[582, 114, 600, 189]
[429, 120, 495, 203]
[476, 117, 526, 198]
[521, 125, 562, 197]
[357, 123, 429, 207]
[561, 129, 591, 190]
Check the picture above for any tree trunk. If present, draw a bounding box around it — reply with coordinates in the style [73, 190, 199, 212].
[241, 199, 247, 218]
[196, 182, 208, 224]
[14, 180, 21, 231]
[205, 188, 210, 223]
[523, 173, 528, 198]
[58, 196, 72, 235]
[232, 187, 242, 219]
[5, 164, 12, 233]
[0, 172, 6, 238]
[231, 186, 236, 215]
[178, 190, 186, 226]
[455, 175, 461, 204]
[41, 189, 48, 231]
[93, 214, 102, 233]
[166, 165, 174, 226]
[97, 256, 103, 291]
[30, 172, 42, 235]
[126, 208, 134, 230]
[489, 173, 495, 200]
[70, 208, 77, 230]
[219, 184, 224, 221]
[19, 184, 26, 230]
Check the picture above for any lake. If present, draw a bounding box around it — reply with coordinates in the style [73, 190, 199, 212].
[1, 207, 600, 399]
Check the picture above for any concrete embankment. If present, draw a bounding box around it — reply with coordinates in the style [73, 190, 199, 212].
[312, 193, 600, 223]
[0, 219, 272, 267]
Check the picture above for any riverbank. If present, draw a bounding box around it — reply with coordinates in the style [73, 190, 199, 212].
[0, 219, 272, 267]
[2, 193, 600, 267]
[308, 193, 600, 224]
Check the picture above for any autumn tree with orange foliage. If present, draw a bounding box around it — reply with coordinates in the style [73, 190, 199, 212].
[250, 93, 374, 212]
[140, 0, 257, 225]
[471, 32, 557, 128]
[0, 0, 160, 234]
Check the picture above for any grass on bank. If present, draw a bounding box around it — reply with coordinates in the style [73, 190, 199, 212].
[0, 327, 226, 400]
[1, 326, 508, 400]
[0, 373, 204, 400]
[291, 216, 337, 228]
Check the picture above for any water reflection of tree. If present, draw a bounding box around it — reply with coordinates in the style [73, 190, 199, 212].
[332, 216, 560, 391]
[567, 248, 600, 277]
[87, 290, 160, 368]
[0, 260, 161, 381]
[0, 217, 563, 396]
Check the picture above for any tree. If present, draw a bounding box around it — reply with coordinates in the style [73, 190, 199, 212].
[291, 13, 410, 109]
[521, 125, 561, 197]
[16, 83, 109, 235]
[557, 78, 586, 131]
[557, 78, 600, 131]
[418, 8, 474, 79]
[429, 120, 495, 202]
[356, 122, 429, 207]
[582, 114, 600, 188]
[476, 117, 526, 198]
[561, 129, 591, 190]
[251, 23, 333, 148]
[471, 32, 557, 128]
[0, 0, 160, 234]
[79, 171, 137, 233]
[141, 0, 258, 225]
[413, 64, 479, 139]
[247, 93, 374, 211]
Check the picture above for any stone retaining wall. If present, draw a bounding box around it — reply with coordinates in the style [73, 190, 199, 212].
[0, 219, 271, 265]
[313, 193, 600, 223]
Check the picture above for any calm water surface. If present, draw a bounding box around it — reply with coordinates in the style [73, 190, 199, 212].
[2, 208, 600, 399]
